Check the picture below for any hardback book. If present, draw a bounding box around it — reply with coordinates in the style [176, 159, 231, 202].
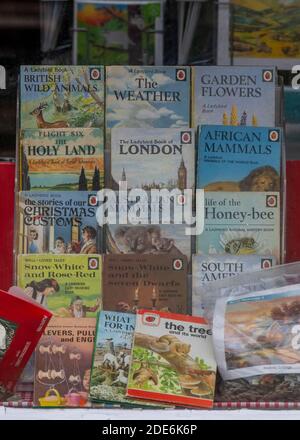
[127, 309, 217, 408]
[33, 317, 96, 407]
[192, 254, 276, 317]
[197, 125, 281, 191]
[17, 254, 102, 318]
[192, 66, 276, 128]
[102, 254, 188, 314]
[196, 191, 281, 261]
[20, 65, 104, 130]
[17, 191, 102, 255]
[0, 286, 52, 401]
[20, 128, 104, 191]
[109, 128, 195, 191]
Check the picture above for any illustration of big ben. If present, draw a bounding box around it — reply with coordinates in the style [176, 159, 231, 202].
[178, 157, 187, 190]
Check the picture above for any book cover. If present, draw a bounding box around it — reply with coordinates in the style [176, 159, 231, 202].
[17, 254, 102, 318]
[196, 192, 280, 261]
[103, 254, 188, 314]
[18, 191, 102, 255]
[33, 317, 96, 407]
[20, 128, 104, 191]
[127, 309, 216, 408]
[192, 254, 276, 317]
[109, 128, 194, 190]
[197, 125, 281, 191]
[192, 66, 276, 128]
[20, 66, 104, 129]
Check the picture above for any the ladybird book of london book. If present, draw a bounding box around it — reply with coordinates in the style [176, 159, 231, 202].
[127, 309, 216, 408]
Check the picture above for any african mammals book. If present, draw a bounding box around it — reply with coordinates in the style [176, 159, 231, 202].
[20, 65, 104, 129]
[33, 317, 96, 407]
[127, 309, 217, 408]
[20, 128, 104, 191]
[17, 254, 102, 318]
[197, 125, 281, 191]
[102, 254, 188, 314]
[192, 66, 276, 128]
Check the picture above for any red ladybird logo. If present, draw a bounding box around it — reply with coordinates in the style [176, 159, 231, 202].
[269, 130, 279, 142]
[88, 194, 98, 206]
[142, 313, 160, 326]
[89, 68, 101, 80]
[177, 194, 186, 205]
[263, 70, 273, 82]
[88, 258, 99, 270]
[181, 131, 191, 144]
[261, 258, 272, 269]
[173, 259, 183, 271]
[266, 194, 277, 208]
[176, 69, 186, 81]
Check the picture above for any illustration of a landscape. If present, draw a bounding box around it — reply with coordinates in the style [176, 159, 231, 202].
[76, 2, 161, 65]
[232, 0, 300, 59]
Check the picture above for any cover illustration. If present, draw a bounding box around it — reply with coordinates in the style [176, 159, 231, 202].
[20, 65, 104, 129]
[197, 125, 281, 191]
[127, 309, 216, 408]
[20, 128, 104, 191]
[18, 191, 102, 255]
[17, 254, 102, 318]
[192, 66, 276, 128]
[103, 254, 188, 314]
[33, 317, 96, 407]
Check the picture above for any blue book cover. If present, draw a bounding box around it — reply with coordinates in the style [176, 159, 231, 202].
[192, 66, 276, 128]
[18, 191, 102, 254]
[197, 125, 281, 191]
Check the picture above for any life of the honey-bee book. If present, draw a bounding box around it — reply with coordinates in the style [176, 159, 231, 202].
[20, 66, 104, 129]
[196, 192, 280, 261]
[192, 66, 276, 128]
[20, 128, 104, 191]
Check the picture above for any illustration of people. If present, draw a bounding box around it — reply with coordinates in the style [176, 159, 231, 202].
[80, 226, 97, 254]
[24, 279, 60, 308]
[56, 296, 100, 318]
[28, 228, 40, 254]
[52, 236, 66, 254]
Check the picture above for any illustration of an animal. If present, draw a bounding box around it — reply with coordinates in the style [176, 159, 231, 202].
[30, 103, 70, 128]
[133, 362, 158, 386]
[115, 225, 161, 253]
[117, 351, 130, 369]
[102, 352, 119, 370]
[111, 369, 128, 386]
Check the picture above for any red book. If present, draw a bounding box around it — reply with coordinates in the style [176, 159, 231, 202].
[0, 287, 52, 400]
[286, 160, 300, 263]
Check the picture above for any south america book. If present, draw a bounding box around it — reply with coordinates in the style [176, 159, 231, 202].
[192, 254, 276, 317]
[109, 128, 195, 191]
[20, 128, 104, 191]
[102, 254, 188, 314]
[20, 65, 104, 130]
[192, 66, 276, 128]
[196, 192, 281, 261]
[18, 191, 102, 255]
[17, 254, 102, 318]
[33, 317, 96, 407]
[126, 309, 217, 408]
[197, 125, 281, 191]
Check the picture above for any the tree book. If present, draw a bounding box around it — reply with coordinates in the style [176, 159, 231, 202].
[126, 309, 217, 408]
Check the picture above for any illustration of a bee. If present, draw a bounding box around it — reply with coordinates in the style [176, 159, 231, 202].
[224, 237, 258, 255]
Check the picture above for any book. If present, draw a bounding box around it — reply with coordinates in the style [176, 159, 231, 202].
[192, 66, 276, 128]
[17, 254, 102, 318]
[192, 254, 276, 317]
[102, 254, 188, 314]
[20, 65, 104, 130]
[196, 192, 281, 261]
[20, 128, 104, 191]
[18, 191, 103, 255]
[127, 309, 217, 408]
[109, 127, 195, 191]
[33, 317, 96, 407]
[0, 286, 52, 400]
[197, 125, 281, 191]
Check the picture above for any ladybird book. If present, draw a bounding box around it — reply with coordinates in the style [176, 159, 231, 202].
[33, 317, 96, 407]
[127, 309, 217, 408]
[197, 125, 281, 191]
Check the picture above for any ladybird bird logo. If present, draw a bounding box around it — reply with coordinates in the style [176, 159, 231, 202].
[88, 258, 99, 270]
[88, 194, 98, 206]
[89, 68, 101, 80]
[173, 259, 183, 271]
[268, 130, 279, 142]
[181, 131, 191, 144]
[262, 70, 273, 82]
[266, 194, 278, 208]
[176, 69, 186, 81]
[142, 313, 160, 326]
[261, 258, 273, 269]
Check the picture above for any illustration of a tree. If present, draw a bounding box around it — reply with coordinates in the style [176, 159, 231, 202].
[78, 166, 88, 190]
[230, 105, 238, 125]
[92, 166, 101, 190]
[252, 114, 258, 126]
[222, 112, 228, 125]
[22, 150, 30, 190]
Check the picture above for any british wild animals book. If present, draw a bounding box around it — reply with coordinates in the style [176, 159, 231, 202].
[17, 254, 102, 318]
[102, 254, 188, 314]
[197, 125, 281, 191]
[20, 128, 104, 191]
[192, 66, 276, 128]
[127, 309, 217, 408]
[20, 65, 104, 129]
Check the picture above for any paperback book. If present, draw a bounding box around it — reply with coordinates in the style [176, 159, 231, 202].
[33, 317, 96, 407]
[127, 309, 217, 408]
[102, 254, 188, 314]
[17, 254, 102, 318]
[18, 191, 103, 255]
[20, 128, 104, 191]
[192, 66, 276, 128]
[20, 65, 104, 129]
[197, 125, 281, 191]
[196, 191, 280, 261]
